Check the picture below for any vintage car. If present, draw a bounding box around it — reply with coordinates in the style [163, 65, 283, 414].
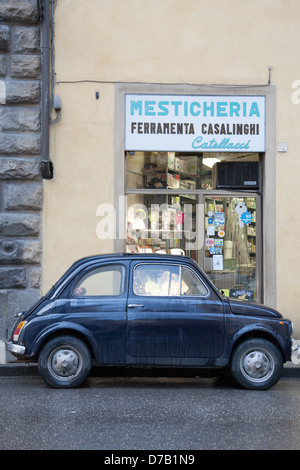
[6, 253, 294, 389]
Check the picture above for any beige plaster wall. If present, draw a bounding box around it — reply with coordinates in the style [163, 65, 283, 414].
[43, 82, 115, 290]
[44, 0, 300, 334]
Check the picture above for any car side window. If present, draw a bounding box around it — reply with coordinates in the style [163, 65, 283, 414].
[73, 264, 125, 297]
[181, 267, 208, 296]
[133, 264, 180, 296]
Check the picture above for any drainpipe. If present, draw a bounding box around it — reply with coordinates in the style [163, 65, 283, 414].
[41, 0, 54, 179]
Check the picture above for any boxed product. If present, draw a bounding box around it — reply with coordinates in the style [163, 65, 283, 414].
[186, 180, 196, 190]
[168, 152, 175, 169]
[173, 174, 180, 188]
[187, 157, 198, 176]
[175, 157, 181, 171]
[167, 173, 174, 187]
[180, 160, 189, 174]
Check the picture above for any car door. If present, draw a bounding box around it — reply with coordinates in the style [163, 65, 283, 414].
[126, 260, 225, 364]
[59, 261, 128, 364]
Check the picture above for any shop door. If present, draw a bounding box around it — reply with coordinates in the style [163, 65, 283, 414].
[201, 193, 261, 302]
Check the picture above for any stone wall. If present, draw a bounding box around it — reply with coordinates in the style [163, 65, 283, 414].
[0, 0, 42, 339]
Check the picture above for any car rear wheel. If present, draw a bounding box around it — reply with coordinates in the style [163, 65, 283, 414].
[38, 335, 92, 388]
[231, 338, 283, 390]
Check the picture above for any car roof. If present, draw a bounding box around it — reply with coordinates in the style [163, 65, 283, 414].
[71, 252, 194, 269]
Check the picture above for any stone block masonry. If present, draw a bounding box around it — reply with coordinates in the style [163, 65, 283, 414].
[0, 1, 43, 341]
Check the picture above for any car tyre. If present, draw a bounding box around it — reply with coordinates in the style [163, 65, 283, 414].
[231, 338, 283, 390]
[38, 335, 92, 388]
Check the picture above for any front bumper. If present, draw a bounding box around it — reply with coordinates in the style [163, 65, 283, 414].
[6, 341, 26, 356]
[291, 338, 300, 364]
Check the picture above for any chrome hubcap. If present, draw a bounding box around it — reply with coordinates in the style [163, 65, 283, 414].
[49, 348, 82, 380]
[241, 348, 274, 382]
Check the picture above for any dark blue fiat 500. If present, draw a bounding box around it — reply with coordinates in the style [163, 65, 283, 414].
[6, 254, 294, 389]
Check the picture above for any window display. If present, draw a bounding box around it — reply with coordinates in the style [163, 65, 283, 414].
[204, 196, 258, 300]
[126, 151, 259, 190]
[126, 193, 198, 260]
[125, 150, 261, 301]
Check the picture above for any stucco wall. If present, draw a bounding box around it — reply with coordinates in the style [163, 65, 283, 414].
[43, 82, 115, 290]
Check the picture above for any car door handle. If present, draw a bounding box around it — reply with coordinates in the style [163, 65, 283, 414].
[128, 304, 144, 308]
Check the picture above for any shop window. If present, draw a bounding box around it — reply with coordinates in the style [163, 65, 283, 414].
[125, 151, 261, 302]
[126, 193, 198, 260]
[126, 152, 202, 190]
[126, 151, 259, 190]
[204, 196, 259, 301]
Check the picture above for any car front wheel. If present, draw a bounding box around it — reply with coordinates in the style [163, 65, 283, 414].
[38, 335, 92, 388]
[231, 338, 283, 390]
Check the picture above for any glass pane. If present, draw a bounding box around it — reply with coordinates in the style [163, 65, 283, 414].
[126, 151, 259, 190]
[204, 196, 258, 301]
[126, 193, 198, 261]
[74, 265, 124, 296]
[126, 151, 201, 189]
[133, 264, 180, 296]
[181, 267, 208, 296]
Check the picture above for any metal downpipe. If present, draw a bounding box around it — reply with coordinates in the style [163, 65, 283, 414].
[41, 0, 53, 179]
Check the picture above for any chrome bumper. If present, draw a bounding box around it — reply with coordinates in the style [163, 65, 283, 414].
[291, 338, 298, 354]
[6, 341, 26, 355]
[291, 338, 300, 364]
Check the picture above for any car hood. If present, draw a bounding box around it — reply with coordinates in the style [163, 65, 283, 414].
[228, 298, 282, 318]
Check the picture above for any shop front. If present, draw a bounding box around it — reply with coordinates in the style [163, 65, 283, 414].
[114, 84, 276, 307]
